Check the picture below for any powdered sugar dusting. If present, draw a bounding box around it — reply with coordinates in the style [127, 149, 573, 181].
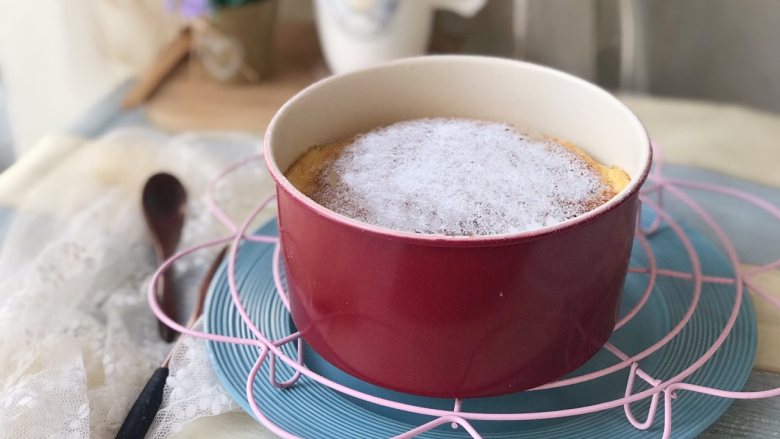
[312, 118, 613, 236]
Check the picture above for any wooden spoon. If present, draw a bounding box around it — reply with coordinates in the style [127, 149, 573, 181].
[142, 172, 187, 342]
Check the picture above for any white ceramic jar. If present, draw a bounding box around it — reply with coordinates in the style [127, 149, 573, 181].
[314, 0, 486, 74]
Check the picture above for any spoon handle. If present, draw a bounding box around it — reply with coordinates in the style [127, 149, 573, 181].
[115, 367, 168, 439]
[158, 270, 178, 342]
[117, 247, 226, 438]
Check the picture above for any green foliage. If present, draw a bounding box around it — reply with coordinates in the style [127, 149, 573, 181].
[211, 0, 264, 8]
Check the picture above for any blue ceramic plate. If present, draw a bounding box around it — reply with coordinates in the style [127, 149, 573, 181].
[205, 208, 756, 438]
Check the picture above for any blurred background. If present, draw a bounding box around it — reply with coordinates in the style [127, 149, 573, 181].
[0, 0, 779, 169]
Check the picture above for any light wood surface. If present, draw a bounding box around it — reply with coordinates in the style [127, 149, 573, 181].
[699, 371, 780, 438]
[747, 268, 780, 372]
[146, 22, 326, 133]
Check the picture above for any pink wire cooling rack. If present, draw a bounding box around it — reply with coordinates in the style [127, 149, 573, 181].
[148, 143, 780, 439]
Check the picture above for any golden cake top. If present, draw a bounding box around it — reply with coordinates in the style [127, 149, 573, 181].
[286, 118, 630, 236]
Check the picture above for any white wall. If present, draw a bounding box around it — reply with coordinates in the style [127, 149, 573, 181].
[0, 0, 180, 157]
[0, 76, 13, 168]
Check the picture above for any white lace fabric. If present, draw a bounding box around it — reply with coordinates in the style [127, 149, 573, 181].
[0, 129, 276, 438]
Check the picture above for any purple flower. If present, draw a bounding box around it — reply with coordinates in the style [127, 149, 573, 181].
[165, 0, 212, 19]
